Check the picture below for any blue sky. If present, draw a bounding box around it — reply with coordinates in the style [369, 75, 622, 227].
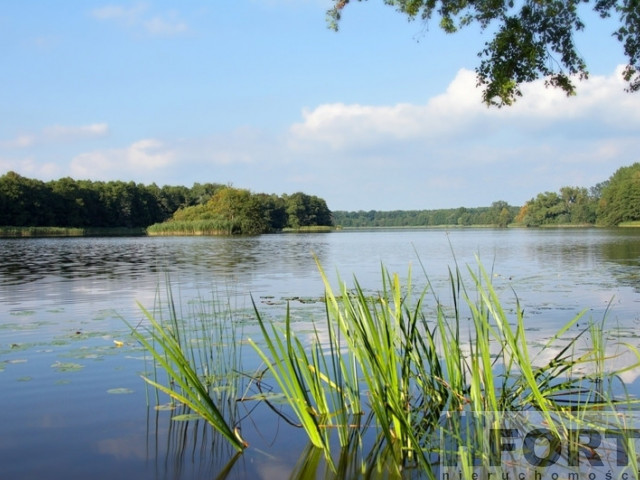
[1, 1, 638, 211]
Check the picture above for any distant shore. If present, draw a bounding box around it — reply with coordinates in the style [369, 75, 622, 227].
[0, 226, 147, 238]
[3, 222, 638, 239]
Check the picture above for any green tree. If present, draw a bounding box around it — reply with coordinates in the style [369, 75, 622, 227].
[559, 186, 597, 224]
[518, 191, 565, 226]
[328, 0, 640, 106]
[487, 200, 514, 227]
[597, 163, 640, 225]
[205, 187, 268, 235]
[0, 171, 53, 226]
[157, 184, 191, 219]
[188, 182, 224, 206]
[516, 187, 598, 226]
[48, 177, 89, 227]
[255, 193, 288, 231]
[283, 192, 333, 229]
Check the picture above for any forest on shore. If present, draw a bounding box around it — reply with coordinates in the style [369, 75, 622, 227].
[1, 162, 639, 235]
[0, 171, 331, 235]
[334, 163, 640, 228]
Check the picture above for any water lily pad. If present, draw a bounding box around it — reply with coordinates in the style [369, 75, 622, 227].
[51, 361, 84, 372]
[17, 376, 32, 382]
[107, 388, 134, 395]
[154, 403, 177, 411]
[61, 348, 104, 361]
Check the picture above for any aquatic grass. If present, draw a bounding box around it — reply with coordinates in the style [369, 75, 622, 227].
[315, 257, 640, 471]
[248, 303, 333, 454]
[146, 220, 229, 236]
[126, 301, 247, 452]
[0, 226, 145, 237]
[130, 256, 640, 478]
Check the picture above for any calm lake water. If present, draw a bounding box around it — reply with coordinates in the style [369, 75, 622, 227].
[1, 228, 640, 479]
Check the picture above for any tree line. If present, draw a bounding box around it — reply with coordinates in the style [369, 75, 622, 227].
[3, 162, 639, 233]
[516, 163, 640, 227]
[333, 201, 519, 228]
[0, 171, 332, 234]
[334, 163, 640, 228]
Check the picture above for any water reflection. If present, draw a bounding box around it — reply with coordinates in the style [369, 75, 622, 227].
[0, 235, 330, 289]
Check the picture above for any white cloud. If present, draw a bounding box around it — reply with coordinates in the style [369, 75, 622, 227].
[279, 66, 640, 209]
[177, 126, 280, 167]
[0, 124, 108, 149]
[91, 3, 189, 36]
[0, 156, 60, 178]
[43, 123, 109, 141]
[289, 67, 640, 154]
[5, 67, 639, 211]
[144, 13, 188, 36]
[70, 139, 175, 180]
[91, 3, 148, 24]
[0, 134, 36, 149]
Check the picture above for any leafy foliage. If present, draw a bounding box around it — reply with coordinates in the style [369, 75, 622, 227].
[597, 162, 640, 225]
[515, 187, 598, 226]
[514, 163, 640, 227]
[135, 259, 640, 475]
[327, 0, 640, 106]
[152, 187, 333, 235]
[0, 171, 223, 229]
[332, 201, 518, 227]
[0, 172, 332, 234]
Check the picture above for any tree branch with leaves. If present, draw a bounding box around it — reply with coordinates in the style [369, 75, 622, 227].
[327, 0, 640, 106]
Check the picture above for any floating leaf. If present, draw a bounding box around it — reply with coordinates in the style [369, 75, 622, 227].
[51, 361, 84, 372]
[107, 388, 134, 395]
[154, 403, 177, 411]
[240, 392, 289, 404]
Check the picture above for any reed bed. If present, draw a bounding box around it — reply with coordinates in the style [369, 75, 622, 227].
[129, 258, 640, 478]
[146, 220, 229, 236]
[0, 226, 146, 237]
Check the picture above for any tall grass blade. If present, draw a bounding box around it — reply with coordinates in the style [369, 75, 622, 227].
[126, 303, 246, 452]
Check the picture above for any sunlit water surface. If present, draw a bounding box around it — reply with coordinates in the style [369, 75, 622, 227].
[1, 228, 640, 479]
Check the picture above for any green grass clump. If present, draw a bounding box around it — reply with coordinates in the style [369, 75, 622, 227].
[0, 226, 146, 237]
[146, 220, 229, 236]
[129, 258, 640, 477]
[249, 256, 640, 475]
[126, 288, 247, 452]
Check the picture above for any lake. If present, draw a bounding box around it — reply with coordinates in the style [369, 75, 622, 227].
[1, 228, 640, 479]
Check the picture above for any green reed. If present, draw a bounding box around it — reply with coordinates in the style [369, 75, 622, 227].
[0, 226, 146, 237]
[126, 288, 247, 452]
[130, 257, 640, 477]
[146, 220, 228, 236]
